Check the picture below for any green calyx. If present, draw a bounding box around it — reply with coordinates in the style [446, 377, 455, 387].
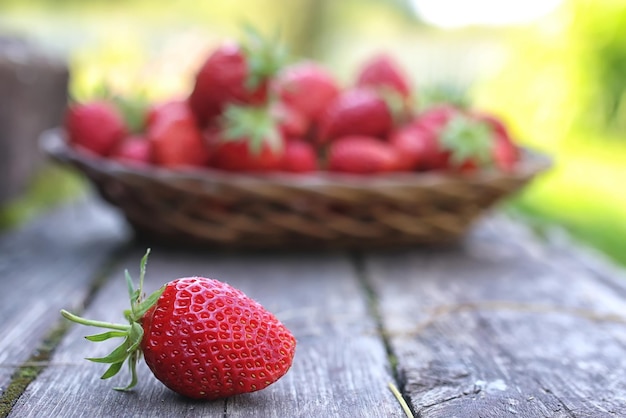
[60, 249, 164, 392]
[240, 24, 288, 92]
[418, 82, 470, 111]
[221, 104, 283, 154]
[440, 114, 495, 168]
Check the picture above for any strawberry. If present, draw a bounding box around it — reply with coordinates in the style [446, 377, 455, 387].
[439, 112, 517, 173]
[470, 111, 520, 172]
[388, 124, 441, 171]
[110, 135, 152, 167]
[271, 102, 309, 140]
[273, 62, 340, 124]
[327, 135, 399, 174]
[145, 99, 190, 128]
[492, 133, 520, 172]
[148, 101, 210, 168]
[189, 28, 286, 126]
[60, 250, 296, 400]
[210, 104, 284, 172]
[318, 88, 393, 144]
[281, 139, 318, 173]
[356, 53, 411, 99]
[64, 100, 127, 156]
[417, 104, 460, 132]
[471, 110, 512, 141]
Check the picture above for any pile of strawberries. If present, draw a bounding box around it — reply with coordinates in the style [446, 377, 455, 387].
[64, 30, 520, 175]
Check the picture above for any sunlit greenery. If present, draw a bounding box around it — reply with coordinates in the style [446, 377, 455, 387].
[476, 0, 626, 265]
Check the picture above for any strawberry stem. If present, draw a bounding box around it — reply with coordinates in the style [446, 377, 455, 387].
[60, 310, 131, 331]
[60, 249, 164, 392]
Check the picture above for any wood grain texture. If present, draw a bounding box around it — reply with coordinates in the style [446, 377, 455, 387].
[364, 215, 626, 417]
[0, 196, 127, 393]
[11, 248, 402, 417]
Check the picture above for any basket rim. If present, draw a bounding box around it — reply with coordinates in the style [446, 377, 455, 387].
[40, 127, 552, 190]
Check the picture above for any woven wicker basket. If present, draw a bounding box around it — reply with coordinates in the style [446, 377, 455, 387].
[41, 128, 551, 249]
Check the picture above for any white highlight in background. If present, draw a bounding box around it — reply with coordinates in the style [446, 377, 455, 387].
[410, 0, 563, 28]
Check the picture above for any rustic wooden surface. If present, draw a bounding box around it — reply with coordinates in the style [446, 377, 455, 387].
[1, 195, 626, 417]
[0, 197, 125, 393]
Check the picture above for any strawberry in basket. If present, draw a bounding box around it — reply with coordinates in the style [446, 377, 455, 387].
[65, 100, 128, 157]
[189, 27, 287, 127]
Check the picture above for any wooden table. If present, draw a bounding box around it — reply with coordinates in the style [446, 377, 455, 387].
[1, 195, 626, 417]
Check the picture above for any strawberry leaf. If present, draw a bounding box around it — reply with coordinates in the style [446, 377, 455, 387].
[440, 114, 494, 167]
[240, 24, 288, 91]
[134, 286, 165, 320]
[114, 352, 139, 391]
[85, 331, 127, 342]
[127, 323, 144, 353]
[59, 248, 158, 392]
[125, 270, 136, 303]
[101, 361, 125, 380]
[86, 340, 132, 364]
[222, 104, 283, 154]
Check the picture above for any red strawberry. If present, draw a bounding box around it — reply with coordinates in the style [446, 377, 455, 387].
[327, 135, 399, 174]
[388, 124, 442, 171]
[145, 99, 190, 128]
[64, 101, 127, 156]
[471, 110, 512, 141]
[212, 140, 284, 172]
[281, 139, 318, 173]
[492, 134, 520, 172]
[417, 104, 460, 132]
[210, 104, 284, 172]
[318, 88, 393, 144]
[148, 102, 210, 168]
[470, 111, 520, 171]
[189, 30, 286, 126]
[110, 135, 152, 167]
[60, 250, 296, 400]
[273, 62, 340, 124]
[438, 112, 512, 172]
[356, 53, 411, 99]
[271, 102, 309, 140]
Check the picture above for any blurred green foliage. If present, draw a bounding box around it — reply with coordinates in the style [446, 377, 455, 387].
[476, 0, 626, 265]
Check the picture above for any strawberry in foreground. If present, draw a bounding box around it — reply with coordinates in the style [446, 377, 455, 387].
[60, 250, 296, 400]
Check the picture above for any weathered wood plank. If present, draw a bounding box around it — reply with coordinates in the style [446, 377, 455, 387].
[12, 248, 402, 417]
[0, 196, 127, 394]
[365, 215, 626, 417]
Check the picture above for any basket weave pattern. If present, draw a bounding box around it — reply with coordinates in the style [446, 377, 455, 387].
[42, 129, 550, 249]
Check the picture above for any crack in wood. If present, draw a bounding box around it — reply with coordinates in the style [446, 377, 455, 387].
[385, 301, 626, 339]
[350, 252, 419, 418]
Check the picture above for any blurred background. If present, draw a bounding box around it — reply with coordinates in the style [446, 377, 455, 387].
[0, 0, 624, 265]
